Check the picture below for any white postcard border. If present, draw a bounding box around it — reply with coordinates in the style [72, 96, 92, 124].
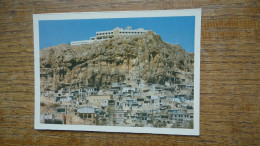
[34, 9, 201, 136]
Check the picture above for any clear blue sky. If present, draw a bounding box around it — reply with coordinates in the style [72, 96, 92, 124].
[39, 16, 195, 52]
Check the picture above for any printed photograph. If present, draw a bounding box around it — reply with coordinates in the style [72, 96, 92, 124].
[34, 9, 201, 135]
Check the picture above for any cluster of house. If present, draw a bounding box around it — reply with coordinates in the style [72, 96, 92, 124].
[40, 74, 194, 128]
[70, 26, 148, 45]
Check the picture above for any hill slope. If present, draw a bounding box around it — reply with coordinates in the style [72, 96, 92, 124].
[40, 31, 194, 91]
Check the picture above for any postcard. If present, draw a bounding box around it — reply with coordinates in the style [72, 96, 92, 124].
[34, 9, 201, 135]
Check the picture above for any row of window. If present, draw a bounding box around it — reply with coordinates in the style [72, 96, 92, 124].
[96, 31, 146, 36]
[174, 115, 190, 118]
[118, 31, 145, 34]
[96, 31, 114, 35]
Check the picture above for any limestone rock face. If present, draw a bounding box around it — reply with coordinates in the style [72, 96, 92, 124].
[40, 31, 194, 91]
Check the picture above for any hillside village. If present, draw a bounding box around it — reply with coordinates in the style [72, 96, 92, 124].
[40, 70, 194, 128]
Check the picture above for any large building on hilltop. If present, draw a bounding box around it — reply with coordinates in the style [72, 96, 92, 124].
[71, 26, 149, 45]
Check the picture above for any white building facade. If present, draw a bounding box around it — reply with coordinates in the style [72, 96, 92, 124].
[71, 26, 149, 45]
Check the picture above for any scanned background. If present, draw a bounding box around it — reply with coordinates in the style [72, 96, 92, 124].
[0, 0, 259, 145]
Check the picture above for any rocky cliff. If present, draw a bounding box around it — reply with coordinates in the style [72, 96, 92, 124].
[40, 31, 194, 91]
